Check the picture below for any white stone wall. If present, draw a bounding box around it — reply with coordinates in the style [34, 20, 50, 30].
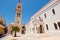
[25, 22, 30, 34]
[25, 0, 60, 35]
[39, 1, 60, 34]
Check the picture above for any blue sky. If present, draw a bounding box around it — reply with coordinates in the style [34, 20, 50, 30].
[0, 0, 50, 26]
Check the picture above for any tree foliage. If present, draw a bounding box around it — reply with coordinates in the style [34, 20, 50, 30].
[12, 26, 19, 32]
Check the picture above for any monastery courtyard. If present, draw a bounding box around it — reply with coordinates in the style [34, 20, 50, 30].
[1, 31, 60, 40]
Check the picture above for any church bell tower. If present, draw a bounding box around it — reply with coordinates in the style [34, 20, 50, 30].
[15, 0, 22, 32]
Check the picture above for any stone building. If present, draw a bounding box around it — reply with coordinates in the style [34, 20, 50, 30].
[8, 0, 22, 34]
[0, 16, 7, 35]
[25, 0, 60, 35]
[8, 23, 15, 34]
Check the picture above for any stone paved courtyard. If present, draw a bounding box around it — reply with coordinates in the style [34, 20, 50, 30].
[0, 32, 60, 40]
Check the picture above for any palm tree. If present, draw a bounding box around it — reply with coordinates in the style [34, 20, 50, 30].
[12, 26, 19, 37]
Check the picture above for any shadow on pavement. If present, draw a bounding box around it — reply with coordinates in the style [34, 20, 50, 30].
[0, 34, 6, 38]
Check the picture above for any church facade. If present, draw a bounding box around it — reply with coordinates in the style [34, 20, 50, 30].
[25, 0, 60, 35]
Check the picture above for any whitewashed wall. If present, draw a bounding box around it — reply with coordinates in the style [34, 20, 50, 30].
[25, 0, 60, 35]
[39, 1, 60, 35]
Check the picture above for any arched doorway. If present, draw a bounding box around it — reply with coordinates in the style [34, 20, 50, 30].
[39, 25, 43, 33]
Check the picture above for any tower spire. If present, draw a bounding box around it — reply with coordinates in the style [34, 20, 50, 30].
[19, 0, 21, 3]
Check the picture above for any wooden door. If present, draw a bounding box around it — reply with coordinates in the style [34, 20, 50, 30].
[40, 25, 43, 33]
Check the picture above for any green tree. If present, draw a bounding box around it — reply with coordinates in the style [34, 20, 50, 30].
[12, 26, 19, 37]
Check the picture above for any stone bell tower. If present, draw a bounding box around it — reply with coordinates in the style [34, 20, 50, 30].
[15, 0, 22, 32]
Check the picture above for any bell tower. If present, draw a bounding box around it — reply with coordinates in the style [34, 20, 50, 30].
[15, 0, 22, 32]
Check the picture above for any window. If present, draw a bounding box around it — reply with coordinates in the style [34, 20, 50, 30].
[57, 22, 60, 29]
[54, 23, 57, 30]
[3, 24, 5, 26]
[36, 27, 37, 30]
[19, 13, 20, 17]
[32, 21, 34, 23]
[18, 6, 21, 8]
[17, 21, 19, 23]
[44, 14, 46, 18]
[46, 24, 48, 30]
[17, 13, 18, 17]
[17, 13, 20, 17]
[32, 28, 35, 33]
[39, 17, 43, 21]
[0, 20, 3, 25]
[52, 9, 55, 14]
[39, 17, 40, 19]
